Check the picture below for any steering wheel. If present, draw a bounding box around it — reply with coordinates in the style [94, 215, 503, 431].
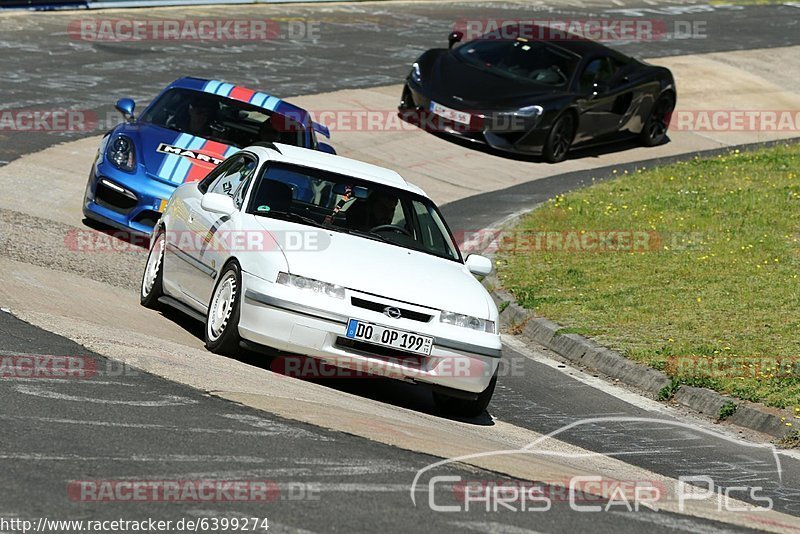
[370, 224, 412, 237]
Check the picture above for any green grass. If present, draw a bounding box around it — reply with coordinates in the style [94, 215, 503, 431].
[497, 144, 800, 408]
[718, 401, 738, 421]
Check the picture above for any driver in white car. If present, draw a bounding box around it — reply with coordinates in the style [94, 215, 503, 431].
[346, 191, 399, 231]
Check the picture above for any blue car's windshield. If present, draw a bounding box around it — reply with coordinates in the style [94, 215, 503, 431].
[138, 88, 308, 149]
[456, 38, 579, 86]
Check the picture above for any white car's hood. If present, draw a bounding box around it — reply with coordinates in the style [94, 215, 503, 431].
[255, 218, 491, 318]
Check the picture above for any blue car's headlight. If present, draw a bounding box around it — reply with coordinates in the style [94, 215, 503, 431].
[107, 135, 136, 172]
[410, 62, 422, 84]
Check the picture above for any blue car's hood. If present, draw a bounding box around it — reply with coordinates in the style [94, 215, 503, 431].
[115, 122, 239, 185]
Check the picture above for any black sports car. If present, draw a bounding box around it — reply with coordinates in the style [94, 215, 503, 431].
[399, 26, 676, 163]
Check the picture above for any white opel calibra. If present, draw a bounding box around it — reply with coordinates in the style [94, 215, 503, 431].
[141, 143, 501, 416]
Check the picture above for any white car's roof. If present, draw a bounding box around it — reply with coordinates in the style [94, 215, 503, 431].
[245, 143, 428, 197]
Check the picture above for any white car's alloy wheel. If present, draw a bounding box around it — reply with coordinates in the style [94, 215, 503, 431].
[142, 233, 165, 298]
[207, 271, 237, 342]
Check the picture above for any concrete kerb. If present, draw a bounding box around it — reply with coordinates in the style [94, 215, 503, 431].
[478, 139, 800, 442]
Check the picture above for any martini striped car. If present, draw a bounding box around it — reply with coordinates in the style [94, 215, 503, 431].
[83, 76, 334, 237]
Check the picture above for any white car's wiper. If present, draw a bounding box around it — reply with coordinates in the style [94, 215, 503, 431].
[346, 228, 390, 244]
[264, 210, 326, 228]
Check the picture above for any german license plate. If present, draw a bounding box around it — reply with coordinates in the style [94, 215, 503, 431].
[346, 319, 433, 356]
[429, 101, 471, 125]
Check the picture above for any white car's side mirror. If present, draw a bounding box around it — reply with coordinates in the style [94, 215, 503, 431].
[201, 192, 236, 216]
[465, 254, 493, 276]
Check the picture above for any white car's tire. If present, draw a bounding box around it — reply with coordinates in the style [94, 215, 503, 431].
[433, 371, 498, 418]
[140, 230, 165, 309]
[205, 261, 243, 355]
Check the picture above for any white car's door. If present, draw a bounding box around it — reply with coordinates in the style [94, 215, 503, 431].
[161, 182, 204, 307]
[186, 153, 258, 306]
[163, 158, 233, 309]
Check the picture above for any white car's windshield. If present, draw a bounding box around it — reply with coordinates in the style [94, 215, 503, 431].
[247, 162, 462, 262]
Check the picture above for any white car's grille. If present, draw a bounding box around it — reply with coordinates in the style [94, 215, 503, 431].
[350, 297, 433, 323]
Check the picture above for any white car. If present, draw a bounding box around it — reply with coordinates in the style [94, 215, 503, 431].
[140, 143, 501, 416]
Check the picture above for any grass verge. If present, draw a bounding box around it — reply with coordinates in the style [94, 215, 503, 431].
[497, 144, 800, 410]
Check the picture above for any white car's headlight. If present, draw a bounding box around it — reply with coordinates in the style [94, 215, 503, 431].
[276, 272, 345, 300]
[440, 311, 495, 333]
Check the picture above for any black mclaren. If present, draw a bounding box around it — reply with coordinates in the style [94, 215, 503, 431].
[399, 26, 676, 163]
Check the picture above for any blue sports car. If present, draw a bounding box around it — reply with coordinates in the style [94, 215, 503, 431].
[83, 76, 333, 237]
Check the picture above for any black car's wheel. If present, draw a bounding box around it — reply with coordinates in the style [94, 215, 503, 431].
[640, 93, 674, 147]
[543, 114, 575, 163]
[433, 371, 498, 418]
[140, 230, 165, 309]
[205, 261, 243, 355]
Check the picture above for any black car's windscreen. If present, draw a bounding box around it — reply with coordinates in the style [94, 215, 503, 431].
[456, 39, 579, 86]
[138, 88, 307, 149]
[247, 162, 462, 262]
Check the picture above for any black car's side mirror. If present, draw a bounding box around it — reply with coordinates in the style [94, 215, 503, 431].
[115, 98, 136, 122]
[448, 31, 463, 49]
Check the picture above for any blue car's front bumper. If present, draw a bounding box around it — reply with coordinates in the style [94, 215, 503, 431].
[82, 159, 177, 237]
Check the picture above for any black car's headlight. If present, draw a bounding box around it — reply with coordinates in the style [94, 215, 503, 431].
[107, 135, 136, 172]
[512, 105, 544, 118]
[496, 105, 544, 130]
[410, 62, 422, 84]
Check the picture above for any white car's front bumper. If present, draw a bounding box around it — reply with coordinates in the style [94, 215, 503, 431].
[238, 272, 502, 395]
